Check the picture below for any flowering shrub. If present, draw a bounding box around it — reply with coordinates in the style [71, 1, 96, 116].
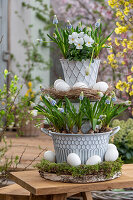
[0, 70, 22, 137]
[34, 92, 129, 133]
[47, 16, 113, 66]
[107, 0, 133, 112]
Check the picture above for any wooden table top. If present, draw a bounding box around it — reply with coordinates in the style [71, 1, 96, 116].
[9, 164, 133, 195]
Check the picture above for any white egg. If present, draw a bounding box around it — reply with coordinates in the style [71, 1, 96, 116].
[105, 148, 119, 162]
[55, 82, 70, 92]
[86, 155, 101, 165]
[44, 151, 56, 162]
[108, 144, 117, 150]
[93, 82, 109, 92]
[54, 79, 65, 88]
[73, 82, 88, 89]
[67, 153, 81, 167]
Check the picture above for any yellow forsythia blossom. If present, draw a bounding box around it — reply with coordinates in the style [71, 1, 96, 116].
[28, 82, 32, 88]
[111, 64, 118, 69]
[25, 93, 29, 97]
[115, 26, 128, 34]
[115, 38, 120, 46]
[127, 75, 133, 83]
[124, 7, 130, 16]
[127, 41, 133, 50]
[116, 80, 124, 91]
[116, 52, 123, 57]
[31, 92, 35, 98]
[123, 48, 127, 53]
[27, 88, 32, 93]
[129, 91, 133, 96]
[107, 37, 112, 41]
[107, 54, 114, 62]
[131, 66, 133, 72]
[121, 61, 125, 65]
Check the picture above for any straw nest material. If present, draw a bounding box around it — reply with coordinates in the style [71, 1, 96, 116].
[41, 86, 113, 100]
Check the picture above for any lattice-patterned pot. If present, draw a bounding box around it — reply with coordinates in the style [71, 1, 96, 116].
[60, 58, 100, 87]
[41, 126, 120, 164]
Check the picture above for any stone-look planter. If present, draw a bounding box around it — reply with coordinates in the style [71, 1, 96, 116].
[60, 59, 100, 87]
[41, 126, 120, 164]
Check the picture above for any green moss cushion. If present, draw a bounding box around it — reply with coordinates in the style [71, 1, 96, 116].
[36, 158, 123, 179]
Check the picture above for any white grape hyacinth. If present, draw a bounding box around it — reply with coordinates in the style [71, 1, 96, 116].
[31, 110, 38, 117]
[68, 32, 78, 44]
[75, 38, 84, 49]
[84, 35, 94, 47]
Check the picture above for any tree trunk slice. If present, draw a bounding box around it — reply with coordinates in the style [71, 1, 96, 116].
[39, 170, 121, 184]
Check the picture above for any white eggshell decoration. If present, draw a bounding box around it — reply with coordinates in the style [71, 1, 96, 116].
[67, 153, 81, 167]
[55, 82, 70, 92]
[108, 144, 117, 150]
[105, 148, 119, 162]
[73, 82, 88, 89]
[54, 79, 65, 88]
[44, 151, 56, 162]
[86, 155, 101, 165]
[93, 82, 109, 92]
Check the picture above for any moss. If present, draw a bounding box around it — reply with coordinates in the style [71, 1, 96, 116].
[35, 157, 123, 178]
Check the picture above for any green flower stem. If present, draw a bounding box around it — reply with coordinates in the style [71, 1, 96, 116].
[88, 47, 95, 69]
[55, 24, 65, 57]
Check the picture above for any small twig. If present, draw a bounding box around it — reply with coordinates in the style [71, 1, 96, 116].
[23, 147, 47, 170]
[14, 145, 28, 170]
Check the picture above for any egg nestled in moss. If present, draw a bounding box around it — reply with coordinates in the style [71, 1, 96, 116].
[105, 148, 119, 162]
[67, 153, 81, 166]
[44, 151, 56, 162]
[86, 155, 101, 165]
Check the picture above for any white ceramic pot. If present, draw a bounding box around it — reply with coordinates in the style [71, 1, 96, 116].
[60, 59, 100, 87]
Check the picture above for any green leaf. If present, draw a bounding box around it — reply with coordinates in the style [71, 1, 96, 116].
[92, 118, 98, 131]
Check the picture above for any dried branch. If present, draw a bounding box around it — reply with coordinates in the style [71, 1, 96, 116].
[23, 147, 47, 170]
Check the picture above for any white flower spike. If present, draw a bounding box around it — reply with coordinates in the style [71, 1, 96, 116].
[85, 67, 90, 75]
[97, 92, 104, 98]
[31, 110, 38, 117]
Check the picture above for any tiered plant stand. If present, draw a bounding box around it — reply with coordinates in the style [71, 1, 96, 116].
[1, 164, 132, 200]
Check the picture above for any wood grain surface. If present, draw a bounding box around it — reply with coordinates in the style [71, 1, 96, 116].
[0, 184, 29, 200]
[9, 164, 133, 195]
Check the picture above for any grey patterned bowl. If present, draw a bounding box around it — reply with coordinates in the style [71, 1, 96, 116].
[60, 58, 100, 87]
[41, 126, 120, 164]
